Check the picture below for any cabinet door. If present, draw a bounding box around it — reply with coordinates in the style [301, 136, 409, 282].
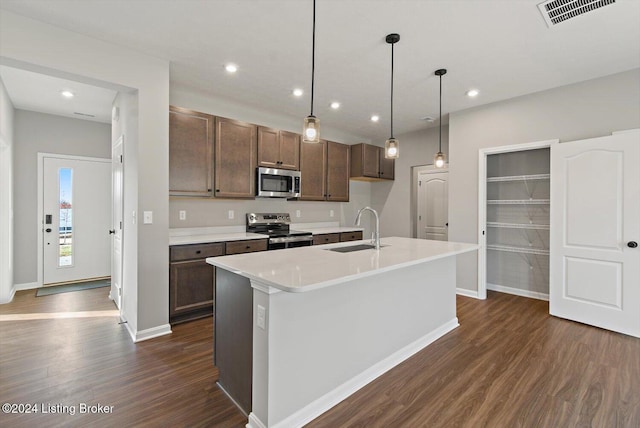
[363, 144, 381, 178]
[379, 147, 395, 180]
[313, 233, 340, 245]
[215, 117, 257, 198]
[169, 259, 214, 319]
[278, 131, 300, 170]
[326, 141, 350, 202]
[300, 140, 327, 201]
[341, 231, 363, 242]
[169, 106, 214, 196]
[257, 126, 280, 169]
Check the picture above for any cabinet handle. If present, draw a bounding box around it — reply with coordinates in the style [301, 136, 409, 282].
[246, 245, 251, 249]
[208, 188, 212, 192]
[196, 250, 201, 254]
[216, 189, 220, 192]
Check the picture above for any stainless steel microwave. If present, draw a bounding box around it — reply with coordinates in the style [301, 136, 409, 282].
[256, 167, 301, 198]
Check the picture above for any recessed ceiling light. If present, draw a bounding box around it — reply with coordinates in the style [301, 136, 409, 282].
[293, 88, 303, 97]
[60, 90, 75, 99]
[225, 64, 238, 73]
[421, 116, 435, 123]
[330, 102, 340, 109]
[370, 115, 380, 122]
[466, 89, 479, 97]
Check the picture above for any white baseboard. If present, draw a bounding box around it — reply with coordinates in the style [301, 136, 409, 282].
[0, 286, 16, 304]
[487, 283, 549, 301]
[15, 282, 39, 291]
[246, 412, 267, 428]
[271, 318, 460, 428]
[125, 322, 172, 343]
[456, 288, 480, 299]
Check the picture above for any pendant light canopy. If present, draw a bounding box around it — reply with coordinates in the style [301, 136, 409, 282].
[434, 68, 447, 168]
[302, 0, 320, 143]
[384, 33, 400, 159]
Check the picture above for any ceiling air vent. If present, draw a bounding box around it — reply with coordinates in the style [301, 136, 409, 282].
[538, 0, 616, 27]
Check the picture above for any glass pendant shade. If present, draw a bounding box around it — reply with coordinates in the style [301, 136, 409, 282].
[434, 151, 446, 168]
[385, 138, 399, 159]
[302, 115, 320, 143]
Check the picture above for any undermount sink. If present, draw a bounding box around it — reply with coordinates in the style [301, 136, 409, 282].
[326, 244, 387, 253]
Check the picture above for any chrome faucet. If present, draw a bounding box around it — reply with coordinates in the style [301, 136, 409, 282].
[355, 206, 380, 250]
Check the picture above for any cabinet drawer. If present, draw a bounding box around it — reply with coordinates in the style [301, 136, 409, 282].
[340, 231, 363, 242]
[170, 242, 225, 262]
[225, 239, 268, 255]
[313, 233, 341, 245]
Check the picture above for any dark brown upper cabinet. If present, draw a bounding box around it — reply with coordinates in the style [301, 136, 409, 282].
[169, 106, 215, 196]
[257, 127, 300, 170]
[300, 140, 350, 202]
[326, 141, 350, 202]
[350, 143, 395, 181]
[215, 117, 257, 198]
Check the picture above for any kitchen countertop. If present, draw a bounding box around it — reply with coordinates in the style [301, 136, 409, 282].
[207, 237, 478, 293]
[292, 226, 364, 235]
[169, 226, 268, 246]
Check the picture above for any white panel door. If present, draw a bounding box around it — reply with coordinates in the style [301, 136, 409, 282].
[43, 156, 111, 285]
[417, 171, 449, 241]
[111, 136, 124, 309]
[550, 130, 640, 337]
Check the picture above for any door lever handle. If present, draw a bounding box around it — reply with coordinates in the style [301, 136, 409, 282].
[45, 228, 52, 233]
[628, 241, 638, 248]
[109, 229, 116, 234]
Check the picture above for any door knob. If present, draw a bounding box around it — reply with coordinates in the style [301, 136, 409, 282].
[628, 241, 638, 248]
[45, 228, 52, 233]
[109, 229, 116, 234]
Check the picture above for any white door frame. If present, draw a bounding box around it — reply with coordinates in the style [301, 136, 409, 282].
[37, 153, 111, 288]
[477, 140, 557, 300]
[411, 164, 448, 238]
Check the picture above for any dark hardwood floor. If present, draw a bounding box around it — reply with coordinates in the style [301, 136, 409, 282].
[1, 288, 638, 427]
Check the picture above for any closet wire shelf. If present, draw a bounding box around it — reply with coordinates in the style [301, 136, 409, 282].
[487, 244, 549, 256]
[486, 174, 550, 182]
[487, 199, 549, 205]
[487, 222, 550, 230]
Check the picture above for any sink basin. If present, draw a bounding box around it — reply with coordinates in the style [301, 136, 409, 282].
[326, 244, 386, 253]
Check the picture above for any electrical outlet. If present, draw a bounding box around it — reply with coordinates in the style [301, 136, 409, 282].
[296, 210, 301, 218]
[228, 210, 234, 220]
[179, 210, 186, 220]
[330, 209, 334, 217]
[257, 305, 266, 330]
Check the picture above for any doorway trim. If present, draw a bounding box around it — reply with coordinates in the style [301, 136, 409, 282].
[411, 164, 448, 238]
[477, 140, 557, 300]
[37, 153, 112, 289]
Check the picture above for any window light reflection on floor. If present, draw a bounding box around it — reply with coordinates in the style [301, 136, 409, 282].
[0, 310, 120, 321]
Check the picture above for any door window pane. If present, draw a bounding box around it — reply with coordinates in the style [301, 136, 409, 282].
[59, 167, 73, 267]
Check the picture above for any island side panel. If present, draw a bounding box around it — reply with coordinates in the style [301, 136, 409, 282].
[215, 268, 253, 415]
[257, 256, 457, 426]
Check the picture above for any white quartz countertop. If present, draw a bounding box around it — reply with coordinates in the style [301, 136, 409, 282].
[207, 237, 478, 293]
[293, 226, 364, 235]
[169, 227, 268, 246]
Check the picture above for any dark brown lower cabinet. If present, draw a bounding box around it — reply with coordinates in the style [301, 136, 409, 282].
[340, 231, 363, 242]
[313, 231, 363, 245]
[169, 242, 224, 325]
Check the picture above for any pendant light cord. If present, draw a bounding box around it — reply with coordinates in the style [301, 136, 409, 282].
[438, 73, 442, 152]
[310, 0, 316, 117]
[390, 41, 394, 138]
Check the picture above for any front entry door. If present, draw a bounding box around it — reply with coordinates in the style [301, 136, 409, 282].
[417, 170, 449, 241]
[43, 156, 111, 285]
[550, 130, 640, 337]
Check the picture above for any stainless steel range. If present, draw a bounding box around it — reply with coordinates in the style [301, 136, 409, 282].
[246, 213, 313, 250]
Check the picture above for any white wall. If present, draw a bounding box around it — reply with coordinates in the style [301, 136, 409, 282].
[169, 86, 374, 236]
[12, 110, 111, 286]
[0, 76, 15, 303]
[371, 125, 449, 238]
[448, 68, 640, 293]
[0, 11, 170, 337]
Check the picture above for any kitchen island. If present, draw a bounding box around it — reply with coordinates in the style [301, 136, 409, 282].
[207, 237, 478, 428]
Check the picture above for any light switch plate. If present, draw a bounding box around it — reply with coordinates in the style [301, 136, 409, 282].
[257, 305, 266, 330]
[296, 210, 301, 218]
[143, 211, 153, 224]
[179, 210, 186, 221]
[330, 209, 334, 217]
[228, 210, 234, 220]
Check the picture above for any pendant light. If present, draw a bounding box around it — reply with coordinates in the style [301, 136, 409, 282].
[302, 0, 320, 143]
[434, 68, 447, 168]
[384, 33, 400, 159]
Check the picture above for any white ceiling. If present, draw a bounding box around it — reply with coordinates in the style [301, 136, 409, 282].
[0, 65, 116, 123]
[1, 0, 638, 139]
